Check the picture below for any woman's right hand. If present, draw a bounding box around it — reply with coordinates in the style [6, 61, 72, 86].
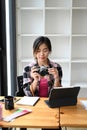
[30, 66, 40, 81]
[30, 66, 40, 95]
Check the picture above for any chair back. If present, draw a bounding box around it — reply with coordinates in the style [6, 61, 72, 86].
[16, 75, 25, 96]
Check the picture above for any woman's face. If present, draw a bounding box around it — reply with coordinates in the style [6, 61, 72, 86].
[35, 43, 50, 63]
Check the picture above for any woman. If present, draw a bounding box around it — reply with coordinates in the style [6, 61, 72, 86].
[23, 36, 63, 97]
[23, 36, 62, 97]
[23, 36, 63, 130]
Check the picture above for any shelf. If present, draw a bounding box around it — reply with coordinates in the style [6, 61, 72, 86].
[45, 0, 72, 8]
[17, 34, 71, 37]
[17, 57, 87, 64]
[18, 58, 70, 63]
[17, 10, 44, 34]
[16, 0, 87, 89]
[72, 10, 87, 34]
[71, 37, 87, 60]
[17, 0, 44, 8]
[71, 63, 87, 84]
[17, 7, 44, 10]
[45, 7, 71, 10]
[72, 0, 87, 7]
[72, 34, 87, 37]
[71, 59, 87, 63]
[17, 34, 42, 37]
[72, 7, 87, 10]
[49, 36, 70, 60]
[45, 10, 71, 34]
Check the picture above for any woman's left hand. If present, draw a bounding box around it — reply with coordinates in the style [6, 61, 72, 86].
[48, 67, 59, 79]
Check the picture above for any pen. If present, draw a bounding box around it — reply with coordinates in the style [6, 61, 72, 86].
[0, 99, 4, 102]
[14, 98, 21, 103]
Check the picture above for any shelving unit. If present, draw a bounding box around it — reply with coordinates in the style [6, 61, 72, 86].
[16, 0, 87, 88]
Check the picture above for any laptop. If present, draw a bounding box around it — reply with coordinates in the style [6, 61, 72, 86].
[45, 86, 80, 108]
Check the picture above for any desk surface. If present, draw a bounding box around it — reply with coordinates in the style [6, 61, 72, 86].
[60, 98, 87, 128]
[0, 97, 87, 128]
[0, 97, 59, 128]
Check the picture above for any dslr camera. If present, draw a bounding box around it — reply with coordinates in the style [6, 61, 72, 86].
[35, 65, 49, 76]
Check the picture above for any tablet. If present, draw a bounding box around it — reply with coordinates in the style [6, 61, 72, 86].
[45, 86, 80, 108]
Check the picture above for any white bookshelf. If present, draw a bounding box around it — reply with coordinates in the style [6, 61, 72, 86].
[16, 0, 87, 88]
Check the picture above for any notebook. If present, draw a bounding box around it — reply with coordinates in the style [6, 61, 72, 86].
[16, 96, 40, 106]
[45, 86, 80, 108]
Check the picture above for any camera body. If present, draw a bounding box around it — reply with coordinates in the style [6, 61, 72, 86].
[36, 65, 49, 76]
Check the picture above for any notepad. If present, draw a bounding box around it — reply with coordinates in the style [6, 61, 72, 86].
[3, 108, 32, 122]
[16, 96, 40, 106]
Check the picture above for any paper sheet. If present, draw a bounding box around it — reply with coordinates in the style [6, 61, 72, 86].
[80, 100, 87, 110]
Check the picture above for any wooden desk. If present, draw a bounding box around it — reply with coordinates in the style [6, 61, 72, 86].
[0, 97, 59, 128]
[1, 97, 87, 128]
[60, 98, 87, 128]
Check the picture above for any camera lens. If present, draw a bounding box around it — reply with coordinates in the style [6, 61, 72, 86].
[39, 66, 49, 76]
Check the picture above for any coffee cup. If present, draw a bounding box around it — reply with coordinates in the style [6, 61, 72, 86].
[5, 96, 14, 110]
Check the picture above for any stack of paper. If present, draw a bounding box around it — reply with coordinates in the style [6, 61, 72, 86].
[16, 96, 40, 106]
[80, 100, 87, 110]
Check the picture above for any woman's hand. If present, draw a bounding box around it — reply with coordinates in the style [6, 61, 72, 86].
[48, 67, 61, 87]
[30, 66, 40, 95]
[48, 67, 59, 79]
[30, 66, 40, 81]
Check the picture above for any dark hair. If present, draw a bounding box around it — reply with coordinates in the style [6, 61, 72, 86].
[33, 36, 52, 54]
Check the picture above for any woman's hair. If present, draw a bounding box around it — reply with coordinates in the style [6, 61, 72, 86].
[33, 36, 52, 54]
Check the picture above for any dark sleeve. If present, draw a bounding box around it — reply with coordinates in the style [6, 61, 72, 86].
[57, 64, 63, 85]
[23, 66, 33, 96]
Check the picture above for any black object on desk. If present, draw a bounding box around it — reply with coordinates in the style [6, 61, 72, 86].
[45, 86, 80, 108]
